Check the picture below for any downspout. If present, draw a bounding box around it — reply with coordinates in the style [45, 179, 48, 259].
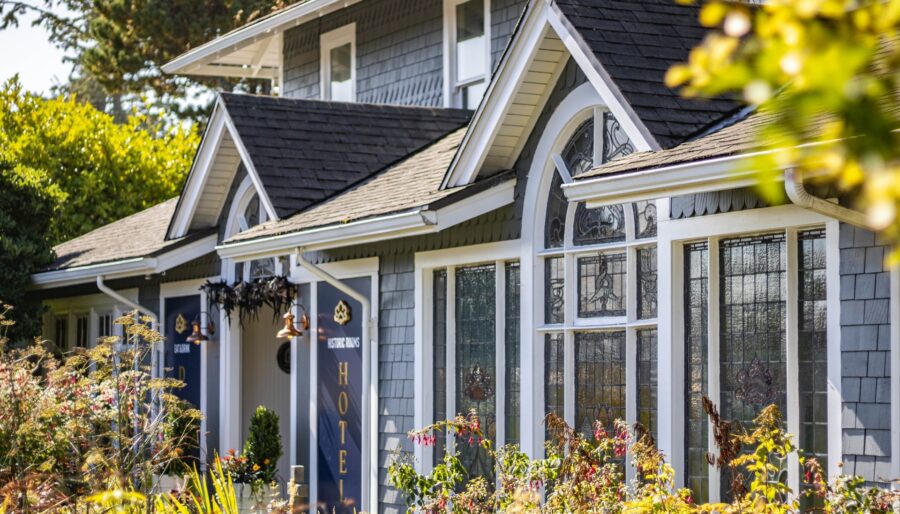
[784, 168, 869, 228]
[293, 248, 376, 512]
[97, 275, 162, 460]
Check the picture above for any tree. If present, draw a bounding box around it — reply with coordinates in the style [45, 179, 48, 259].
[0, 163, 59, 342]
[0, 0, 289, 120]
[666, 0, 900, 248]
[0, 76, 199, 245]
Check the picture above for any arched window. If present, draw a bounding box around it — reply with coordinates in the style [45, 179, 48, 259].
[540, 109, 659, 442]
[228, 179, 275, 279]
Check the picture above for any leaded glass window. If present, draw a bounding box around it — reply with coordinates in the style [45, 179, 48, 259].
[798, 229, 827, 508]
[577, 252, 626, 317]
[505, 264, 521, 445]
[455, 265, 497, 478]
[433, 270, 448, 461]
[575, 331, 626, 435]
[539, 108, 655, 465]
[684, 242, 709, 503]
[573, 203, 626, 246]
[638, 247, 658, 320]
[683, 228, 829, 503]
[428, 261, 520, 471]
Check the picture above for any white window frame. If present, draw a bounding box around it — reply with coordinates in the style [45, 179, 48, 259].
[414, 241, 520, 472]
[656, 207, 842, 501]
[320, 23, 357, 102]
[42, 291, 137, 349]
[443, 0, 491, 109]
[534, 105, 656, 482]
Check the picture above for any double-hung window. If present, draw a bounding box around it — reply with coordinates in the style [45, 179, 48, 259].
[320, 24, 356, 102]
[683, 228, 829, 504]
[445, 0, 490, 109]
[539, 109, 658, 452]
[430, 259, 520, 478]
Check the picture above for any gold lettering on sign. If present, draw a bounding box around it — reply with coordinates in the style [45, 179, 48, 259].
[339, 479, 344, 501]
[339, 449, 348, 474]
[338, 361, 349, 385]
[339, 420, 348, 445]
[338, 391, 349, 415]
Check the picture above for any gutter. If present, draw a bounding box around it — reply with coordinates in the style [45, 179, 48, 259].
[32, 258, 157, 289]
[293, 248, 376, 512]
[784, 168, 869, 228]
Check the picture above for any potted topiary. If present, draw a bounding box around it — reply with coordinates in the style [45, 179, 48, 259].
[224, 406, 283, 513]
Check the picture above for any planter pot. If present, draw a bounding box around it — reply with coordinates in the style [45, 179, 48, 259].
[236, 484, 266, 514]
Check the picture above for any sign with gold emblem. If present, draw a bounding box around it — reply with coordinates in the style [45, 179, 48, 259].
[317, 279, 369, 514]
[333, 299, 351, 325]
[174, 313, 188, 334]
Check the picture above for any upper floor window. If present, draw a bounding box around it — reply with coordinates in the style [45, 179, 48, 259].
[445, 0, 490, 109]
[320, 24, 356, 102]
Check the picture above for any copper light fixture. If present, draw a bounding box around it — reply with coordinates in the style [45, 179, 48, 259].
[276, 309, 310, 339]
[186, 317, 215, 344]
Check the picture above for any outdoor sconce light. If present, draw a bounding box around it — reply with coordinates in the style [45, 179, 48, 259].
[186, 316, 215, 344]
[276, 308, 310, 339]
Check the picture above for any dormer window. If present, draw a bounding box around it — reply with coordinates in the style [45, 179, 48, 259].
[445, 0, 490, 109]
[321, 24, 356, 102]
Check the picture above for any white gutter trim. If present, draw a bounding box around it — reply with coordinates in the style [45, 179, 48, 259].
[32, 258, 157, 289]
[564, 152, 764, 208]
[216, 178, 516, 261]
[785, 168, 869, 228]
[31, 234, 218, 289]
[96, 276, 158, 326]
[161, 0, 355, 76]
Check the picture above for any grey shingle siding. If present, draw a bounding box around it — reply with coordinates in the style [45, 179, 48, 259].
[283, 0, 444, 105]
[839, 223, 892, 484]
[282, 0, 527, 106]
[670, 188, 769, 219]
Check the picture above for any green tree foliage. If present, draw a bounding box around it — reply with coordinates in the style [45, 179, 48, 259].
[244, 406, 282, 483]
[0, 0, 290, 119]
[665, 0, 900, 248]
[0, 77, 199, 244]
[0, 163, 59, 342]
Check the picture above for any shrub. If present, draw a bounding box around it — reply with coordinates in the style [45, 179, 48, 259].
[244, 406, 283, 484]
[390, 405, 900, 513]
[0, 305, 202, 511]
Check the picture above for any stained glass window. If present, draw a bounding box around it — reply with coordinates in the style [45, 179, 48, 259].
[575, 331, 626, 435]
[637, 328, 658, 438]
[573, 203, 626, 246]
[562, 118, 594, 176]
[577, 252, 627, 317]
[638, 247, 658, 320]
[798, 230, 827, 508]
[602, 111, 635, 163]
[545, 256, 565, 324]
[249, 258, 276, 279]
[505, 263, 521, 445]
[433, 270, 448, 460]
[243, 194, 260, 228]
[544, 333, 565, 430]
[545, 173, 568, 249]
[684, 242, 709, 503]
[634, 200, 658, 239]
[455, 265, 497, 478]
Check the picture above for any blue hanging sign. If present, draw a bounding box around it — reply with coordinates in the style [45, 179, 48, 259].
[164, 294, 202, 462]
[316, 278, 368, 514]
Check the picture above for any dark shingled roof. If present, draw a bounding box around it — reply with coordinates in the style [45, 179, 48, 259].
[226, 128, 511, 244]
[553, 0, 742, 148]
[220, 93, 472, 219]
[44, 198, 212, 271]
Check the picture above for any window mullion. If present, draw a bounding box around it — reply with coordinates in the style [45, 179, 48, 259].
[785, 229, 801, 497]
[707, 237, 721, 503]
[564, 329, 575, 428]
[564, 248, 576, 427]
[446, 266, 457, 455]
[625, 327, 637, 482]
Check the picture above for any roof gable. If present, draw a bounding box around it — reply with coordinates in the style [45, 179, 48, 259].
[553, 0, 741, 148]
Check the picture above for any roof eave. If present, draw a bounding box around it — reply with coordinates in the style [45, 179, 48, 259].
[31, 234, 218, 290]
[217, 177, 516, 261]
